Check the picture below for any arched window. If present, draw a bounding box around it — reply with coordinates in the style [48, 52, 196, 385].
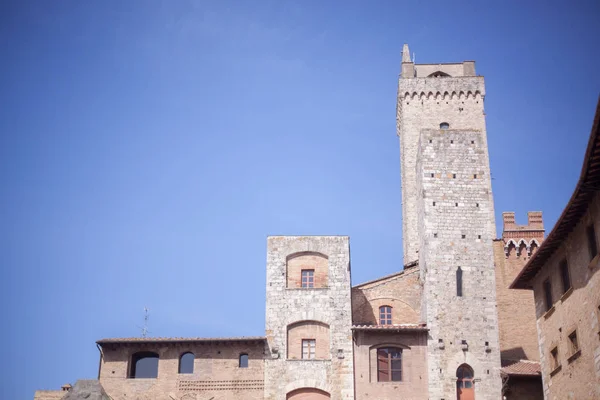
[456, 267, 463, 297]
[428, 71, 451, 78]
[456, 364, 475, 399]
[377, 347, 402, 381]
[440, 122, 450, 129]
[239, 353, 249, 368]
[178, 352, 194, 374]
[129, 351, 159, 378]
[379, 306, 392, 325]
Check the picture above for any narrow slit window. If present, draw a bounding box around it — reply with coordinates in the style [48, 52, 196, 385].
[587, 224, 598, 260]
[456, 267, 463, 297]
[543, 279, 553, 311]
[559, 260, 571, 294]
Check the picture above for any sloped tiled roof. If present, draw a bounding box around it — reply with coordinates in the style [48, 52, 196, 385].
[501, 359, 541, 376]
[352, 323, 427, 332]
[352, 260, 419, 289]
[511, 97, 600, 289]
[97, 336, 265, 346]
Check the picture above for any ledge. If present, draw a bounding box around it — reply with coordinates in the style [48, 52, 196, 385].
[285, 287, 329, 291]
[560, 287, 574, 302]
[567, 349, 581, 363]
[543, 306, 556, 320]
[549, 365, 562, 377]
[286, 359, 332, 362]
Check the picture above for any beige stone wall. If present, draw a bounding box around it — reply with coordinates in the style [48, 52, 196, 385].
[353, 330, 428, 399]
[33, 391, 65, 400]
[287, 252, 328, 288]
[287, 321, 330, 360]
[493, 239, 540, 361]
[351, 267, 421, 325]
[98, 341, 264, 400]
[396, 71, 486, 263]
[531, 192, 600, 400]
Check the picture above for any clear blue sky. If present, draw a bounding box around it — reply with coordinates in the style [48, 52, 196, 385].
[1, 1, 599, 398]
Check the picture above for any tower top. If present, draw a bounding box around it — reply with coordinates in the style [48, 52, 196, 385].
[402, 43, 411, 63]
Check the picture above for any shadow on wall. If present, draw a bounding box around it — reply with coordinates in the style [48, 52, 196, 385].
[501, 347, 528, 362]
[351, 290, 376, 325]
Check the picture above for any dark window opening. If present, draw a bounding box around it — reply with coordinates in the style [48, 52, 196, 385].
[587, 224, 598, 260]
[450, 140, 454, 144]
[178, 352, 194, 374]
[377, 347, 402, 382]
[568, 331, 579, 355]
[461, 234, 466, 239]
[456, 267, 463, 297]
[543, 279, 553, 311]
[129, 351, 159, 379]
[430, 173, 435, 177]
[550, 347, 559, 370]
[379, 305, 392, 325]
[559, 260, 571, 294]
[452, 174, 456, 179]
[440, 122, 450, 130]
[301, 269, 314, 288]
[474, 174, 478, 179]
[239, 353, 249, 368]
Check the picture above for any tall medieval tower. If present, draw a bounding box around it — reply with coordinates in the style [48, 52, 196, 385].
[397, 44, 502, 399]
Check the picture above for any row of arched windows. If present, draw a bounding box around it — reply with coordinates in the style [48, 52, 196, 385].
[128, 351, 249, 379]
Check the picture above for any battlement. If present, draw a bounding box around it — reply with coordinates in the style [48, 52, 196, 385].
[502, 212, 544, 233]
[398, 76, 485, 101]
[400, 44, 477, 79]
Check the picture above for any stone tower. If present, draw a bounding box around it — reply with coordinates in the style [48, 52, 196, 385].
[397, 44, 502, 399]
[264, 236, 355, 400]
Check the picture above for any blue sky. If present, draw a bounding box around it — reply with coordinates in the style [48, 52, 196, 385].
[1, 0, 599, 398]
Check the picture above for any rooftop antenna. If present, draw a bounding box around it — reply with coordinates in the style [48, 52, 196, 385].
[138, 306, 149, 337]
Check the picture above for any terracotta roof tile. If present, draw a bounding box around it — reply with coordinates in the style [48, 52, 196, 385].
[501, 359, 541, 376]
[352, 324, 427, 331]
[97, 336, 265, 345]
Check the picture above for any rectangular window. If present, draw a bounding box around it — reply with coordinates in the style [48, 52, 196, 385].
[302, 339, 316, 359]
[587, 224, 598, 261]
[543, 279, 553, 311]
[301, 270, 314, 288]
[559, 259, 571, 294]
[379, 306, 392, 325]
[550, 347, 559, 370]
[377, 348, 402, 382]
[568, 330, 579, 355]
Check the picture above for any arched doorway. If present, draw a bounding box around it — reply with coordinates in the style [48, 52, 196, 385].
[286, 388, 330, 400]
[456, 364, 475, 400]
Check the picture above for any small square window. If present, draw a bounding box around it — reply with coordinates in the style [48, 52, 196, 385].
[301, 270, 315, 288]
[453, 174, 456, 179]
[433, 201, 436, 206]
[455, 203, 458, 207]
[433, 233, 438, 238]
[450, 140, 454, 144]
[471, 140, 475, 144]
[429, 139, 432, 143]
[476, 203, 479, 207]
[430, 173, 434, 178]
[473, 174, 478, 179]
[478, 235, 481, 239]
[461, 234, 466, 239]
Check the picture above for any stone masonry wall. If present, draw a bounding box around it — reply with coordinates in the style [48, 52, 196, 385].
[397, 72, 486, 263]
[530, 191, 600, 400]
[98, 341, 264, 400]
[416, 129, 502, 399]
[264, 236, 354, 400]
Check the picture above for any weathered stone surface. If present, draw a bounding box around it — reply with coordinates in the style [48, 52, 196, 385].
[62, 380, 110, 400]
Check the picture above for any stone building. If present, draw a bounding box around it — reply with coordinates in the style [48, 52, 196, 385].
[511, 99, 600, 400]
[35, 45, 546, 400]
